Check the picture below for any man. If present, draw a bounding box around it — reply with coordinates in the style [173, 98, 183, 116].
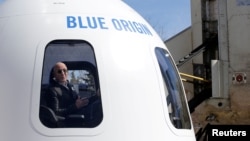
[46, 62, 89, 117]
[46, 62, 103, 127]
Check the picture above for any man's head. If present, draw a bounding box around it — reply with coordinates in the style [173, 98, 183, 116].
[53, 62, 68, 83]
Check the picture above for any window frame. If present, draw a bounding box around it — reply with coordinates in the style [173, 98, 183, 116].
[30, 39, 105, 136]
[154, 47, 192, 130]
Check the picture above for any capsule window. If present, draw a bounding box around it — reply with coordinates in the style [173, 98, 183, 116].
[39, 40, 103, 128]
[155, 47, 191, 129]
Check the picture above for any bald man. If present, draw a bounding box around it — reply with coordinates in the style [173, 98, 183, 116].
[46, 62, 89, 117]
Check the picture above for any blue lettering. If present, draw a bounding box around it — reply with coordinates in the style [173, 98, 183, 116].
[128, 21, 136, 32]
[111, 18, 152, 36]
[140, 23, 152, 35]
[67, 16, 109, 30]
[112, 19, 123, 31]
[98, 17, 108, 29]
[78, 16, 87, 28]
[66, 16, 152, 36]
[120, 20, 132, 32]
[67, 16, 77, 28]
[133, 22, 143, 34]
[87, 17, 97, 29]
[132, 22, 152, 35]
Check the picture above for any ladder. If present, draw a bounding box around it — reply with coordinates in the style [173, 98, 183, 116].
[176, 35, 218, 68]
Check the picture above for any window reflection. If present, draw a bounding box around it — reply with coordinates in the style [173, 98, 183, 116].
[39, 40, 103, 128]
[155, 47, 191, 129]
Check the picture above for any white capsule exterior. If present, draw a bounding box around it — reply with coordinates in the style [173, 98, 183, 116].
[0, 0, 195, 141]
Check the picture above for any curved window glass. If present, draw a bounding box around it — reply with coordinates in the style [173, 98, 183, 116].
[155, 47, 191, 129]
[39, 40, 103, 128]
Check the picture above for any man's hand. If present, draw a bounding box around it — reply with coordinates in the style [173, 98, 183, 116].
[75, 97, 89, 109]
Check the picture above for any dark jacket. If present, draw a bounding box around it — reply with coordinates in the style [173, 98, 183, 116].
[46, 80, 79, 116]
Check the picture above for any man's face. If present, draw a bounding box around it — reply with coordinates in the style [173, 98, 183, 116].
[54, 63, 68, 83]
